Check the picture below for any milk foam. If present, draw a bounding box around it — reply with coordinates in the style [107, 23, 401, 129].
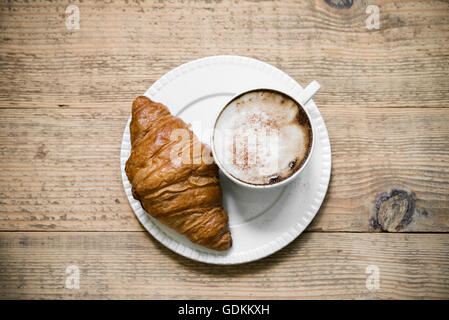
[214, 90, 312, 185]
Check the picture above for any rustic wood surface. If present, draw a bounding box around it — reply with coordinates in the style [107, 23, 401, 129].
[1, 232, 448, 299]
[0, 0, 448, 299]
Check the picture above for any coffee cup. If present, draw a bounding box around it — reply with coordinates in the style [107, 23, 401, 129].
[212, 81, 320, 189]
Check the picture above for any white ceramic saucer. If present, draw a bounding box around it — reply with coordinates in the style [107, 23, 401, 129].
[120, 55, 331, 264]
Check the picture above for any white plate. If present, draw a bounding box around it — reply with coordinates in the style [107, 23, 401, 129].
[120, 55, 331, 264]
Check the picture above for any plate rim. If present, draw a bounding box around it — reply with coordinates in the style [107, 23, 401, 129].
[120, 55, 332, 264]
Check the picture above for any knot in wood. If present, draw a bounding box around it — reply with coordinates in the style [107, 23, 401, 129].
[374, 189, 416, 232]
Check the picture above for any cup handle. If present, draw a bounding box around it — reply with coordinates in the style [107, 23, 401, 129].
[297, 80, 321, 106]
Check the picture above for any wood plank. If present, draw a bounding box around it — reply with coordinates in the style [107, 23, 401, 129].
[0, 231, 447, 299]
[0, 0, 448, 109]
[0, 107, 448, 232]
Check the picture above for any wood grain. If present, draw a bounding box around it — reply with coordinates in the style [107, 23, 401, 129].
[0, 106, 448, 232]
[0, 0, 448, 109]
[0, 231, 447, 299]
[1, 0, 449, 300]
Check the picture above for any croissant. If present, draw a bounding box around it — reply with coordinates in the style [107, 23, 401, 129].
[125, 96, 232, 251]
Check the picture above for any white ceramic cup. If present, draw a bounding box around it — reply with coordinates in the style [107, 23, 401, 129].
[212, 80, 321, 190]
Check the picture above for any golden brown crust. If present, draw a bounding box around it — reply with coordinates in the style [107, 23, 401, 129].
[125, 96, 232, 251]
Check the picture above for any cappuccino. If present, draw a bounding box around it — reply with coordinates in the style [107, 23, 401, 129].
[213, 89, 312, 185]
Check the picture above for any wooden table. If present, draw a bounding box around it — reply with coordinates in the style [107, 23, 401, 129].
[1, 0, 448, 299]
